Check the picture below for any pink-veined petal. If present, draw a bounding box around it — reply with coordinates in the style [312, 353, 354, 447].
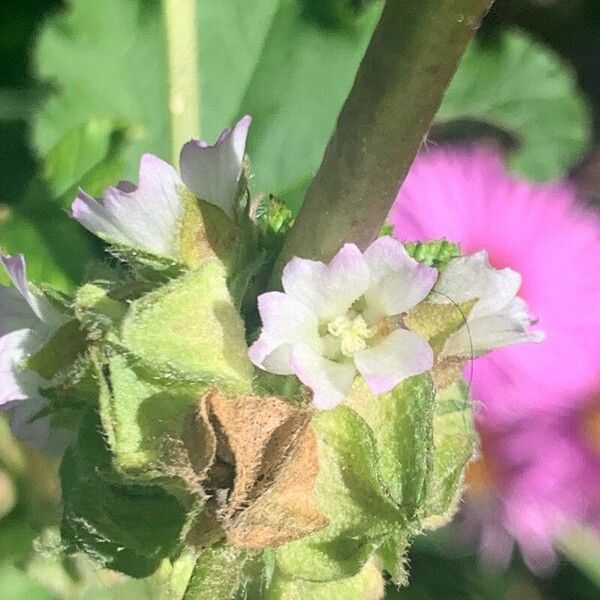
[71, 154, 184, 256]
[291, 344, 356, 409]
[180, 116, 251, 218]
[249, 292, 319, 375]
[354, 328, 433, 394]
[433, 251, 521, 319]
[363, 236, 438, 318]
[282, 244, 370, 320]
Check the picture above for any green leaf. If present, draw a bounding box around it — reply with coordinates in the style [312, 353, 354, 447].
[60, 411, 187, 578]
[438, 30, 591, 181]
[119, 259, 253, 393]
[33, 0, 382, 212]
[423, 381, 476, 528]
[1, 118, 129, 289]
[275, 406, 404, 582]
[347, 375, 436, 520]
[266, 561, 384, 600]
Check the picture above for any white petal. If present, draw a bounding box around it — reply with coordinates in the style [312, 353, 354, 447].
[282, 244, 370, 320]
[433, 251, 521, 319]
[354, 328, 433, 395]
[249, 292, 320, 375]
[0, 254, 64, 328]
[291, 344, 356, 409]
[363, 236, 438, 317]
[442, 302, 545, 358]
[0, 329, 44, 407]
[71, 154, 184, 257]
[180, 116, 251, 218]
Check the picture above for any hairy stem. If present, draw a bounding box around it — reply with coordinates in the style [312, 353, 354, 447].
[274, 0, 494, 277]
[163, 0, 201, 163]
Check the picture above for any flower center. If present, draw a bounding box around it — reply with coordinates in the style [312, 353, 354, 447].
[581, 397, 600, 457]
[326, 313, 375, 357]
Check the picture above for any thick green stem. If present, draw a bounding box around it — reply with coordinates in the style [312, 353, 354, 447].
[163, 0, 201, 163]
[274, 0, 494, 277]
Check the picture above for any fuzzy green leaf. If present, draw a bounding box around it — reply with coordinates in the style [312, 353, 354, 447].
[266, 561, 384, 600]
[96, 353, 198, 479]
[275, 406, 404, 582]
[60, 411, 186, 578]
[347, 375, 436, 520]
[119, 259, 253, 393]
[423, 381, 476, 527]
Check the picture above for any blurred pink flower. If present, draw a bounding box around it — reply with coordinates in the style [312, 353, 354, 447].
[391, 145, 600, 572]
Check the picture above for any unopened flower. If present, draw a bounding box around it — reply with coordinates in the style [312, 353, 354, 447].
[391, 145, 600, 571]
[0, 254, 67, 447]
[249, 237, 437, 409]
[432, 251, 544, 358]
[71, 116, 251, 256]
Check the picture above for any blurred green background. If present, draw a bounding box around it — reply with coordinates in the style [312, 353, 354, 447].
[2, 0, 600, 598]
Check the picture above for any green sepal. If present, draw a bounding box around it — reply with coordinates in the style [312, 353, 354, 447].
[95, 352, 199, 481]
[119, 259, 253, 394]
[347, 374, 436, 520]
[182, 545, 259, 600]
[404, 240, 460, 269]
[26, 320, 87, 381]
[275, 406, 404, 582]
[377, 534, 409, 586]
[60, 410, 187, 578]
[423, 381, 476, 528]
[266, 561, 384, 600]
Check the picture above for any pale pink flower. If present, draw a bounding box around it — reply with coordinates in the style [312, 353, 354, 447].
[249, 237, 437, 409]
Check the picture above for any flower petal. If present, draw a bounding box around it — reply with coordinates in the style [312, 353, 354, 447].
[249, 292, 319, 375]
[354, 328, 433, 395]
[71, 154, 184, 256]
[0, 254, 63, 327]
[442, 299, 545, 358]
[0, 329, 44, 407]
[180, 116, 251, 218]
[363, 236, 438, 317]
[282, 244, 370, 320]
[433, 251, 521, 319]
[291, 344, 356, 409]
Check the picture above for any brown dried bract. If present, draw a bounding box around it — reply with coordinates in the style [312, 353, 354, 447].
[182, 389, 327, 549]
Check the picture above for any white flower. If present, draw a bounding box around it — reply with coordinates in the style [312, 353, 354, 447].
[432, 251, 544, 358]
[70, 116, 251, 256]
[0, 254, 67, 448]
[249, 237, 437, 409]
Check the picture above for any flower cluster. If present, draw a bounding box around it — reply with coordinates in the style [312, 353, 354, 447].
[250, 236, 542, 409]
[0, 117, 549, 595]
[391, 144, 600, 573]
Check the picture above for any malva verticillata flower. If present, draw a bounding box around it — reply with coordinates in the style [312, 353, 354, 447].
[0, 254, 68, 447]
[71, 116, 251, 257]
[249, 237, 437, 409]
[392, 144, 600, 573]
[431, 250, 544, 359]
[249, 236, 543, 409]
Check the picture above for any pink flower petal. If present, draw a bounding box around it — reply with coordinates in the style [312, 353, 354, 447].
[291, 344, 356, 409]
[282, 243, 370, 320]
[180, 116, 251, 218]
[354, 328, 433, 394]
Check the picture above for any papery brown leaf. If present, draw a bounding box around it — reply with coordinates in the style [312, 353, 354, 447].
[182, 389, 327, 549]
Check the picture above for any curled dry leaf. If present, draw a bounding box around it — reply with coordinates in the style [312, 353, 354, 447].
[180, 389, 328, 549]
